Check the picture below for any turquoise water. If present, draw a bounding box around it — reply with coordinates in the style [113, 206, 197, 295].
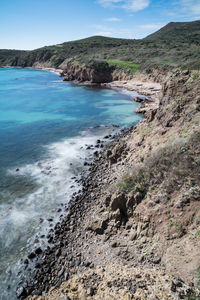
[0, 68, 143, 299]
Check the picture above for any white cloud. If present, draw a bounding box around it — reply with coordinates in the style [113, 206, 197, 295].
[165, 0, 200, 18]
[96, 31, 114, 36]
[122, 0, 150, 12]
[94, 25, 136, 38]
[139, 23, 164, 30]
[179, 0, 200, 16]
[105, 17, 121, 22]
[98, 0, 150, 12]
[99, 0, 121, 5]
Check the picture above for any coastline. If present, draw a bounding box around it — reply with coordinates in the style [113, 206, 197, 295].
[1, 65, 63, 76]
[1, 65, 161, 115]
[102, 79, 161, 115]
[2, 67, 200, 299]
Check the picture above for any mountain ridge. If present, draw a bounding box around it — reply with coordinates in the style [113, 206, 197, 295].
[0, 20, 200, 76]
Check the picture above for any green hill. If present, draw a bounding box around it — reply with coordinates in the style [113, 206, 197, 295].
[145, 20, 200, 43]
[0, 20, 200, 72]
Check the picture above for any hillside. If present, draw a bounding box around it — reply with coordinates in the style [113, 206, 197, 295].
[146, 20, 200, 42]
[0, 20, 200, 74]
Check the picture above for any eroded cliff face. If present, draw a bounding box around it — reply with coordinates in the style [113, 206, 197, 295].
[61, 60, 176, 85]
[62, 61, 114, 83]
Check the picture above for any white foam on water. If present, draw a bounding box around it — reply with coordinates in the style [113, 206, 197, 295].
[111, 87, 149, 101]
[0, 126, 118, 267]
[0, 126, 120, 300]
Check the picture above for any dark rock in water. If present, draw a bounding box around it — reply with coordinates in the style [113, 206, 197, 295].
[24, 259, 29, 265]
[28, 252, 36, 260]
[16, 168, 20, 172]
[94, 151, 99, 157]
[16, 286, 27, 298]
[35, 247, 43, 255]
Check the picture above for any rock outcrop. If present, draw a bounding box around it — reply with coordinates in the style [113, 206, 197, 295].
[62, 60, 113, 83]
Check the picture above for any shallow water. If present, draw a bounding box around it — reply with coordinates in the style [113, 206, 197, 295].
[0, 68, 144, 299]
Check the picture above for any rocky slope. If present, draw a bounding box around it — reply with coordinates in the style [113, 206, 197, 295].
[14, 69, 200, 300]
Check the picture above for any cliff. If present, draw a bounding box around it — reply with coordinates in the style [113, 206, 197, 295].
[15, 69, 200, 300]
[61, 60, 114, 83]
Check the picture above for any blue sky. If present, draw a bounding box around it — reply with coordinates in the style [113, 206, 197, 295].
[0, 0, 199, 50]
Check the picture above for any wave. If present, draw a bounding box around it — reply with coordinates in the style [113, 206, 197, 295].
[0, 125, 119, 299]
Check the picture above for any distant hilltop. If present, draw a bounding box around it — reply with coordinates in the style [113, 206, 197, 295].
[0, 20, 200, 74]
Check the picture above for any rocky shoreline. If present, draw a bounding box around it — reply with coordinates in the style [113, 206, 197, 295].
[15, 69, 200, 300]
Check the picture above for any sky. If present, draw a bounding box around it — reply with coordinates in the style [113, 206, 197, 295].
[0, 0, 200, 50]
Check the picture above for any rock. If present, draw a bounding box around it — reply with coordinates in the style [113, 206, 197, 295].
[110, 241, 118, 248]
[94, 151, 99, 157]
[104, 195, 111, 207]
[58, 267, 65, 277]
[171, 281, 177, 292]
[83, 261, 91, 267]
[24, 259, 29, 265]
[28, 252, 36, 260]
[16, 286, 27, 298]
[63, 60, 113, 83]
[55, 248, 61, 257]
[106, 149, 112, 158]
[135, 192, 144, 203]
[129, 230, 137, 241]
[35, 247, 43, 255]
[134, 96, 144, 102]
[110, 192, 127, 216]
[87, 287, 95, 296]
[64, 272, 69, 280]
[16, 168, 20, 172]
[87, 218, 108, 234]
[152, 256, 161, 264]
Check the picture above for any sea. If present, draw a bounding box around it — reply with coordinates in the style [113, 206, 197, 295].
[0, 67, 144, 299]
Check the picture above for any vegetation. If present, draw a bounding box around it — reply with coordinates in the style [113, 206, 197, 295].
[107, 59, 139, 74]
[0, 20, 200, 72]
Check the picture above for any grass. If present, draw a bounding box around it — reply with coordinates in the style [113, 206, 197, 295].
[107, 59, 139, 74]
[192, 72, 199, 80]
[195, 230, 200, 238]
[197, 266, 200, 288]
[118, 169, 146, 194]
